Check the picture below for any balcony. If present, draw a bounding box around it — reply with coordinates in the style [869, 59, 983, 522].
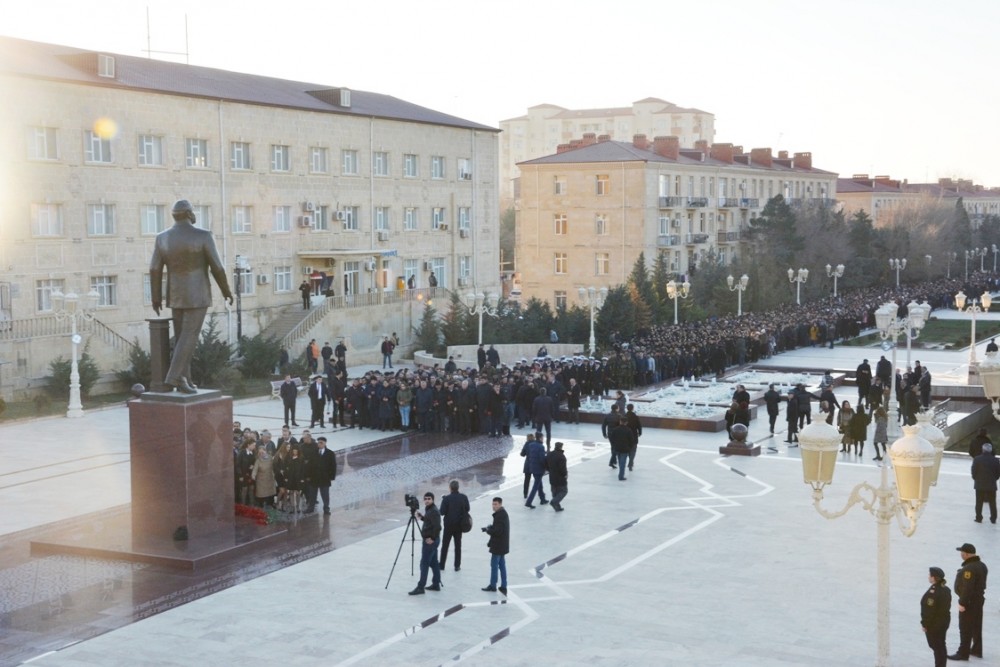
[657, 234, 682, 247]
[686, 233, 710, 245]
[719, 198, 741, 208]
[686, 197, 709, 208]
[658, 196, 685, 208]
[739, 198, 759, 208]
[716, 230, 747, 243]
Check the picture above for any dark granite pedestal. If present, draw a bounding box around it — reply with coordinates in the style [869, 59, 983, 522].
[718, 444, 761, 456]
[31, 389, 286, 570]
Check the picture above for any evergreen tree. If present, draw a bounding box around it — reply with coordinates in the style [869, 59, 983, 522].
[595, 286, 634, 345]
[953, 197, 974, 250]
[440, 292, 473, 346]
[651, 251, 672, 325]
[627, 252, 656, 312]
[746, 195, 806, 311]
[192, 316, 233, 387]
[414, 302, 442, 356]
[520, 297, 555, 344]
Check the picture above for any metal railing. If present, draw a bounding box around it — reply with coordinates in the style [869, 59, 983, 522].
[657, 235, 681, 247]
[686, 197, 709, 207]
[0, 314, 134, 352]
[658, 196, 685, 208]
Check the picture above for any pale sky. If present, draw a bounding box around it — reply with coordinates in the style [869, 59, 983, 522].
[6, 0, 999, 186]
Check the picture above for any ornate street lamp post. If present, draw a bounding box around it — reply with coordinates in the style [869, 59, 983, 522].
[889, 258, 906, 287]
[50, 288, 100, 418]
[464, 291, 499, 346]
[825, 263, 844, 298]
[946, 251, 957, 279]
[578, 286, 608, 355]
[798, 421, 937, 667]
[665, 279, 690, 325]
[875, 301, 930, 438]
[788, 267, 809, 305]
[726, 274, 749, 316]
[980, 246, 989, 272]
[955, 290, 992, 377]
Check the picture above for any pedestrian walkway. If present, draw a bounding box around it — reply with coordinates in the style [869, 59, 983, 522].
[2, 353, 999, 666]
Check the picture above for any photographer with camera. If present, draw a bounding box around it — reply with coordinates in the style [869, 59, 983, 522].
[481, 497, 510, 596]
[407, 492, 443, 595]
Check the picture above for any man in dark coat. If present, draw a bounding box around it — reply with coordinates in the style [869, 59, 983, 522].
[305, 436, 336, 515]
[531, 387, 556, 449]
[482, 497, 509, 596]
[969, 428, 993, 458]
[609, 417, 637, 481]
[439, 480, 470, 572]
[299, 279, 311, 309]
[972, 444, 1000, 523]
[477, 344, 487, 371]
[307, 374, 328, 428]
[279, 374, 299, 426]
[625, 404, 643, 471]
[856, 358, 873, 408]
[921, 566, 951, 667]
[486, 345, 500, 367]
[524, 435, 548, 508]
[763, 383, 782, 434]
[950, 543, 988, 660]
[408, 492, 442, 595]
[875, 355, 892, 388]
[547, 442, 568, 511]
[785, 390, 800, 444]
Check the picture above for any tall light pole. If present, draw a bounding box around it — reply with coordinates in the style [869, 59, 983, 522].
[946, 251, 957, 279]
[726, 274, 749, 316]
[888, 258, 906, 287]
[798, 421, 937, 667]
[965, 250, 972, 282]
[979, 246, 989, 272]
[50, 288, 99, 418]
[234, 255, 249, 354]
[956, 290, 992, 375]
[787, 267, 808, 305]
[875, 301, 929, 439]
[825, 263, 844, 298]
[578, 286, 608, 355]
[993, 244, 999, 273]
[464, 291, 499, 346]
[665, 279, 690, 325]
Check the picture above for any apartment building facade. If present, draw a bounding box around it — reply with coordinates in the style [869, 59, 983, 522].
[0, 37, 500, 387]
[837, 175, 1000, 226]
[499, 98, 715, 201]
[515, 134, 837, 308]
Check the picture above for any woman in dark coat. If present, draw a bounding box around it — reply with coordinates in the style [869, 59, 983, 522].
[284, 445, 306, 513]
[848, 403, 870, 456]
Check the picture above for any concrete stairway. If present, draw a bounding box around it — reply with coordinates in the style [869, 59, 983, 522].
[261, 305, 310, 343]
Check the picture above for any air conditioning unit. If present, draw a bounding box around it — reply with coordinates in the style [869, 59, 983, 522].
[325, 258, 336, 267]
[298, 215, 313, 227]
[377, 230, 389, 241]
[458, 277, 469, 287]
[364, 261, 376, 271]
[302, 201, 316, 212]
[256, 274, 270, 285]
[335, 211, 347, 221]
[302, 266, 314, 274]
[459, 172, 472, 180]
[423, 261, 433, 271]
[671, 219, 681, 228]
[459, 229, 469, 239]
[439, 223, 449, 231]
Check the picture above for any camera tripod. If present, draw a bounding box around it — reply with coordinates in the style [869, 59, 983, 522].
[385, 510, 419, 589]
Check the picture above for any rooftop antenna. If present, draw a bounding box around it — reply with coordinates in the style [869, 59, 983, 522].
[143, 6, 190, 64]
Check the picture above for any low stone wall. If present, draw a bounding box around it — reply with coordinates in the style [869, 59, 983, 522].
[446, 343, 588, 367]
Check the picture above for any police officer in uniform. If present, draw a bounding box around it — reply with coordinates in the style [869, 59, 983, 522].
[921, 566, 951, 667]
[950, 542, 988, 661]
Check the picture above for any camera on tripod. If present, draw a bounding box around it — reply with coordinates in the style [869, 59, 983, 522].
[404, 493, 420, 513]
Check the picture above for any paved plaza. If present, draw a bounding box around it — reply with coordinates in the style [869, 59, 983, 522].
[3, 328, 1000, 666]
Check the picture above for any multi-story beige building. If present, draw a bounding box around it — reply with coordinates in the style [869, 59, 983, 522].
[0, 36, 500, 393]
[837, 175, 1000, 227]
[499, 98, 714, 201]
[515, 134, 837, 308]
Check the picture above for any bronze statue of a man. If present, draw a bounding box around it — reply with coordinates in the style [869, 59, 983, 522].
[150, 200, 233, 393]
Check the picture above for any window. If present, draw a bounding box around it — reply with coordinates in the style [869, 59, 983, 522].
[235, 268, 255, 296]
[659, 217, 670, 236]
[373, 151, 389, 177]
[27, 127, 58, 160]
[596, 174, 609, 196]
[342, 149, 358, 175]
[375, 206, 390, 231]
[232, 205, 253, 234]
[230, 141, 252, 170]
[31, 203, 63, 236]
[554, 252, 567, 274]
[138, 134, 163, 166]
[274, 205, 292, 232]
[192, 205, 211, 230]
[140, 205, 166, 235]
[554, 177, 566, 195]
[596, 253, 610, 275]
[310, 147, 328, 173]
[458, 158, 472, 180]
[274, 266, 293, 292]
[186, 138, 209, 168]
[97, 54, 115, 78]
[554, 213, 567, 235]
[84, 130, 111, 163]
[404, 259, 419, 286]
[458, 207, 471, 230]
[431, 156, 445, 179]
[36, 279, 65, 312]
[403, 154, 418, 178]
[554, 291, 567, 311]
[87, 204, 116, 236]
[143, 274, 155, 305]
[432, 207, 446, 230]
[459, 255, 472, 279]
[341, 206, 359, 231]
[313, 206, 329, 231]
[90, 275, 117, 306]
[404, 207, 418, 230]
[596, 214, 608, 236]
[271, 144, 290, 172]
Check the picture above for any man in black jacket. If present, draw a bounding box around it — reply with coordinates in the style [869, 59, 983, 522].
[609, 417, 637, 481]
[972, 444, 1000, 524]
[547, 442, 568, 511]
[531, 387, 556, 449]
[305, 436, 337, 515]
[763, 384, 782, 434]
[482, 497, 509, 596]
[279, 374, 299, 427]
[439, 480, 470, 572]
[950, 543, 988, 660]
[409, 492, 442, 595]
[307, 374, 328, 428]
